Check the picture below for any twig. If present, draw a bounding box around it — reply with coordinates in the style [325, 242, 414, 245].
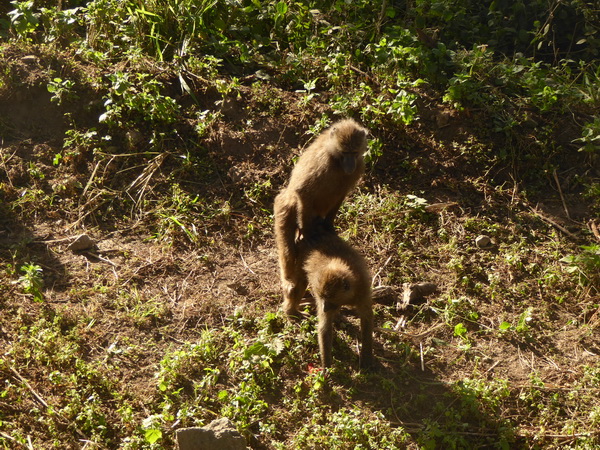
[371, 255, 393, 287]
[31, 236, 75, 244]
[419, 342, 425, 372]
[484, 360, 501, 374]
[530, 207, 579, 240]
[589, 220, 600, 242]
[8, 365, 87, 439]
[9, 366, 49, 409]
[349, 64, 374, 82]
[81, 251, 117, 267]
[239, 251, 256, 275]
[552, 168, 571, 220]
[0, 431, 20, 445]
[127, 152, 169, 210]
[0, 148, 18, 187]
[82, 158, 102, 197]
[376, 322, 445, 340]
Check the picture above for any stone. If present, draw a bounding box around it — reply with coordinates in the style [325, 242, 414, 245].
[67, 234, 96, 252]
[21, 55, 38, 65]
[176, 418, 247, 450]
[475, 235, 492, 249]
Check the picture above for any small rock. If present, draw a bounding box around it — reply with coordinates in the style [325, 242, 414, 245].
[21, 55, 38, 65]
[176, 418, 246, 450]
[435, 110, 451, 128]
[67, 234, 96, 252]
[125, 129, 144, 150]
[255, 69, 271, 80]
[424, 202, 457, 213]
[475, 235, 492, 249]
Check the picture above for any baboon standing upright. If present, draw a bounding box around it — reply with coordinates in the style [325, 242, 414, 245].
[274, 118, 368, 316]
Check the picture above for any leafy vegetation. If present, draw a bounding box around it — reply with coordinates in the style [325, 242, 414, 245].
[0, 0, 599, 448]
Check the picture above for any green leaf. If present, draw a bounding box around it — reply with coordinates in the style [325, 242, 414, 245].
[144, 428, 162, 444]
[454, 323, 467, 337]
[276, 1, 288, 16]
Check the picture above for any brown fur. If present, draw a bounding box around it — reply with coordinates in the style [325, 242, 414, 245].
[274, 118, 368, 314]
[292, 230, 374, 369]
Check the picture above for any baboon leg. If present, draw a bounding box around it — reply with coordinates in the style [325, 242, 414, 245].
[274, 191, 301, 299]
[357, 302, 374, 370]
[317, 305, 336, 368]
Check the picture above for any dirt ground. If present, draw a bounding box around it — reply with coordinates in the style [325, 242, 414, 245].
[1, 44, 599, 447]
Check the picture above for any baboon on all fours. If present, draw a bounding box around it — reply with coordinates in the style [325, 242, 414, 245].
[292, 228, 374, 369]
[274, 118, 368, 316]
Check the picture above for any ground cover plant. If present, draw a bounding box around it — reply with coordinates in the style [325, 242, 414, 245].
[0, 0, 599, 448]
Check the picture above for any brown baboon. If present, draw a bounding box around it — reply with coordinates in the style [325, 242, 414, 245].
[274, 118, 368, 316]
[299, 228, 374, 369]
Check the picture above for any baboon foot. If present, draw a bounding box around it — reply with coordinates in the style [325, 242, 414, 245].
[282, 300, 303, 321]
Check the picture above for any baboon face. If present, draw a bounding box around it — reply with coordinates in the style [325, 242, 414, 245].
[322, 278, 350, 298]
[333, 124, 368, 175]
[315, 265, 356, 307]
[341, 150, 359, 175]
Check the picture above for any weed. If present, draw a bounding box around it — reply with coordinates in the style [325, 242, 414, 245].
[574, 116, 600, 154]
[17, 263, 43, 302]
[7, 1, 39, 40]
[561, 245, 600, 287]
[100, 72, 180, 129]
[292, 406, 410, 448]
[47, 77, 78, 105]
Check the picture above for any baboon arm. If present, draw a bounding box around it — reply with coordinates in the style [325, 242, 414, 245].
[323, 199, 344, 228]
[318, 308, 335, 368]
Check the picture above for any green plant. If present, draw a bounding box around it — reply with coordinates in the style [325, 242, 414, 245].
[57, 128, 100, 166]
[17, 263, 44, 302]
[47, 77, 78, 104]
[100, 72, 180, 129]
[561, 245, 600, 287]
[292, 406, 409, 448]
[7, 1, 39, 40]
[39, 6, 82, 43]
[195, 109, 220, 138]
[574, 117, 600, 154]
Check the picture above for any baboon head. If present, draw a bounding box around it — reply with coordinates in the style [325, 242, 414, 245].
[314, 258, 356, 309]
[329, 119, 368, 175]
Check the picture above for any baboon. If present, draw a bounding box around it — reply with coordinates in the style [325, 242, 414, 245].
[298, 228, 374, 369]
[274, 118, 368, 315]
